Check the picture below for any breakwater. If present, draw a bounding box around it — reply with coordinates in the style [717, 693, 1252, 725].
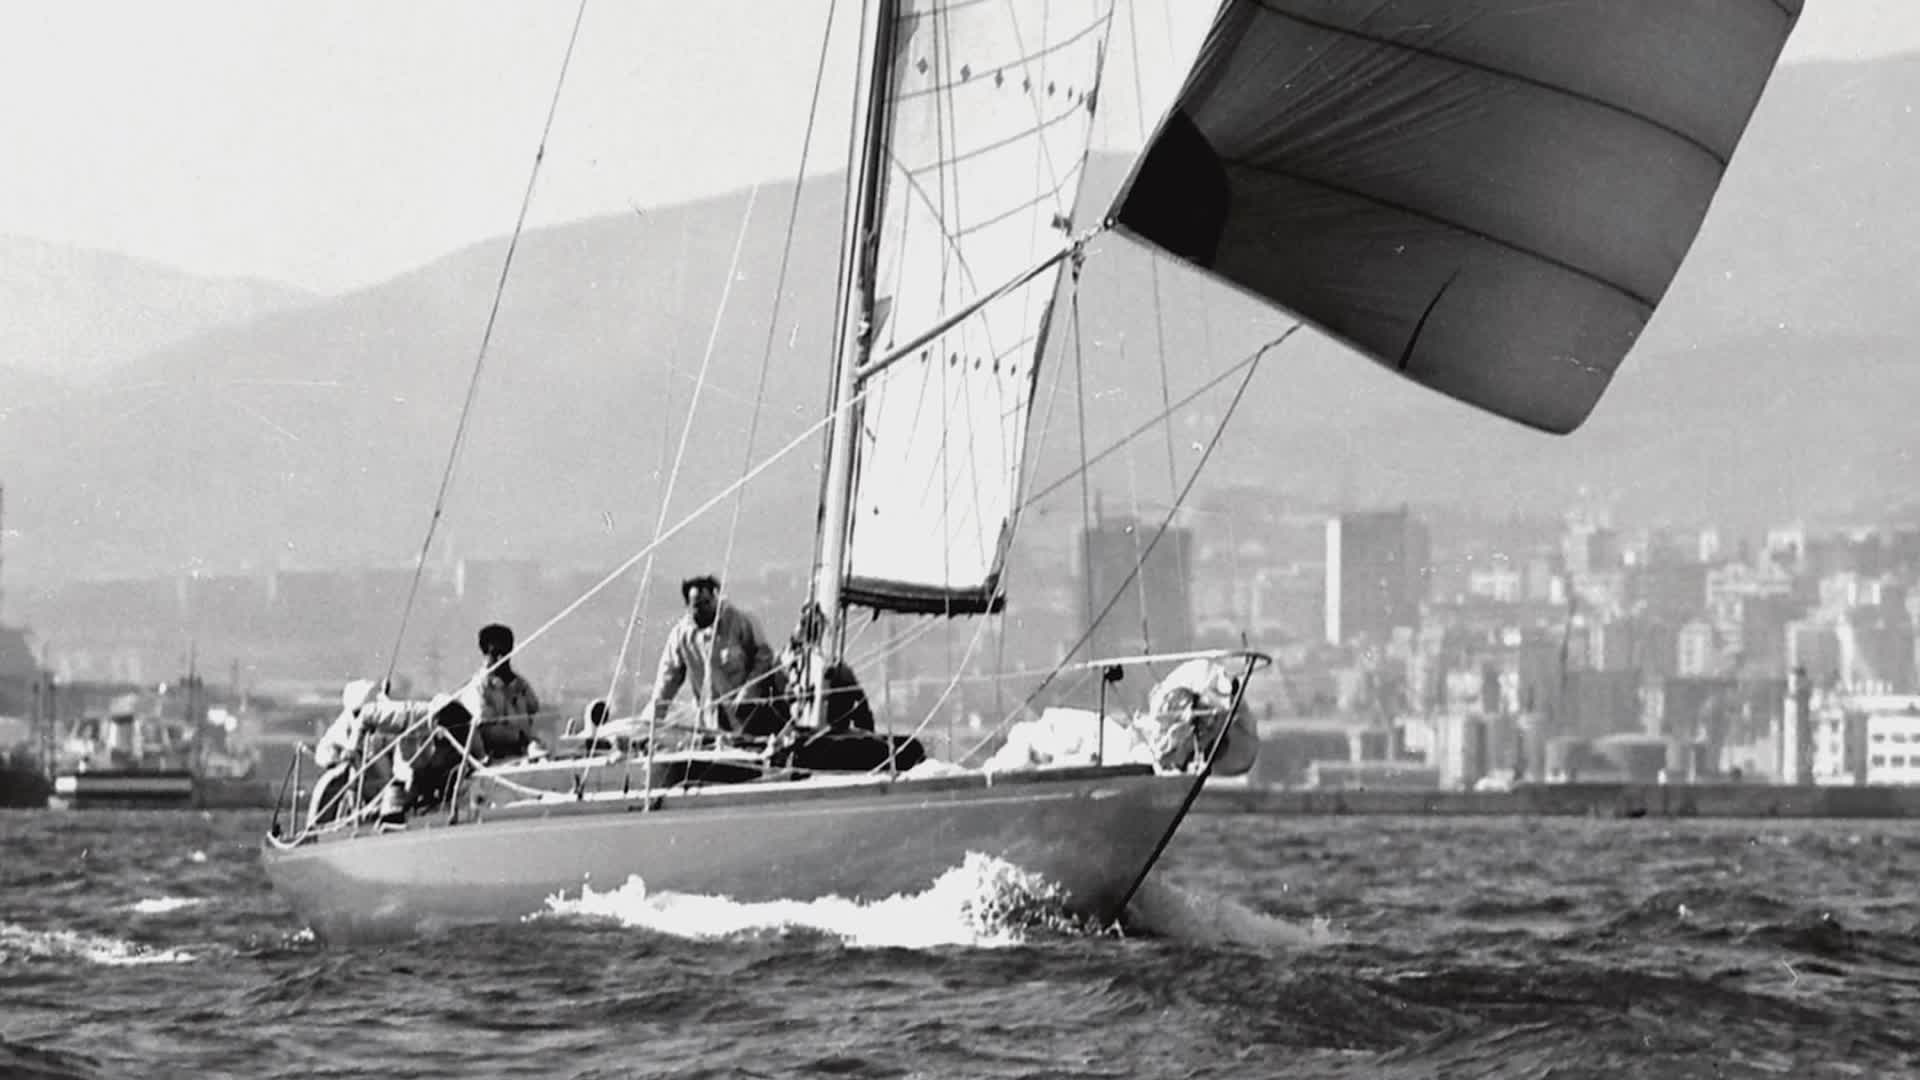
[1194, 782, 1920, 819]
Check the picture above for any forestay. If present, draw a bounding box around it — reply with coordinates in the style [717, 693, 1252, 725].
[1113, 0, 1803, 435]
[842, 0, 1112, 615]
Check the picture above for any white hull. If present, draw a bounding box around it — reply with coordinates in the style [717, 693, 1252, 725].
[263, 763, 1199, 945]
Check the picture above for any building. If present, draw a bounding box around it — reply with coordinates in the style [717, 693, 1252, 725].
[1562, 523, 1620, 577]
[1837, 610, 1916, 692]
[1858, 695, 1920, 784]
[1559, 668, 1644, 739]
[1324, 508, 1430, 645]
[1656, 676, 1736, 742]
[1786, 620, 1842, 685]
[1677, 619, 1721, 677]
[1427, 709, 1490, 790]
[1589, 614, 1676, 675]
[1809, 692, 1920, 785]
[1780, 669, 1816, 785]
[1078, 514, 1195, 659]
[1629, 560, 1709, 626]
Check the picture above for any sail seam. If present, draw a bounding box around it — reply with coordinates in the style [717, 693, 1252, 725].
[895, 99, 1088, 180]
[995, 0, 1092, 478]
[892, 17, 1104, 101]
[948, 170, 1080, 240]
[1229, 159, 1660, 312]
[844, 0, 1111, 612]
[1246, 0, 1734, 167]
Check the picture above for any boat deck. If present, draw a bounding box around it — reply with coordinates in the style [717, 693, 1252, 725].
[285, 758, 1160, 846]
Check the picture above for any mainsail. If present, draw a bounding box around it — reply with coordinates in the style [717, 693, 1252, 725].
[837, 0, 1113, 615]
[1114, 0, 1803, 435]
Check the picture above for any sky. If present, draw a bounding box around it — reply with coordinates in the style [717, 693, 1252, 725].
[0, 0, 1912, 295]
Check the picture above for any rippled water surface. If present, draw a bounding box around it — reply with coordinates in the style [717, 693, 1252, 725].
[3, 810, 1917, 1078]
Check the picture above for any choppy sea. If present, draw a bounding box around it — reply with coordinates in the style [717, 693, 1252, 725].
[2, 810, 1916, 1079]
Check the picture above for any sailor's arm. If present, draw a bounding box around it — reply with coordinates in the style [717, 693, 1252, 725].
[651, 628, 688, 719]
[359, 695, 435, 733]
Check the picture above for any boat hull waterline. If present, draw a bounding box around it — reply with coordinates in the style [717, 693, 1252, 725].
[263, 764, 1198, 945]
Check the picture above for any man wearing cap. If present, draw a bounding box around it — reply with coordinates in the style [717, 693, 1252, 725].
[649, 574, 783, 736]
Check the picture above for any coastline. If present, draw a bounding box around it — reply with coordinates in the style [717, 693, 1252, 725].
[1193, 781, 1920, 820]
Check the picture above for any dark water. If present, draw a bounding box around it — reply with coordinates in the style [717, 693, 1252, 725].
[3, 811, 1916, 1079]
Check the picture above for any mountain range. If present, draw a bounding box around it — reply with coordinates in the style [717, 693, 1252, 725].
[2, 53, 1917, 596]
[0, 235, 313, 384]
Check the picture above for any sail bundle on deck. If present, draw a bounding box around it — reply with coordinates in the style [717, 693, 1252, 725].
[841, 0, 1111, 616]
[1114, 0, 1803, 434]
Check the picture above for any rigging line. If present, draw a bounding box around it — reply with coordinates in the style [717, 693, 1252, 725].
[995, 0, 1116, 372]
[994, 271, 1075, 713]
[962, 326, 1297, 762]
[845, 607, 941, 670]
[601, 183, 764, 729]
[620, 209, 684, 719]
[861, 644, 1255, 689]
[1124, 0, 1186, 625]
[723, 0, 841, 594]
[875, 2, 1105, 342]
[379, 0, 593, 688]
[1020, 340, 1259, 508]
[854, 229, 1100, 381]
[1070, 262, 1098, 670]
[886, 584, 999, 766]
[913, 247, 1092, 761]
[1119, 361, 1155, 659]
[480, 379, 877, 695]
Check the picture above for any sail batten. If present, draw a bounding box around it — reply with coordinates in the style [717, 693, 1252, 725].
[842, 0, 1113, 616]
[1113, 0, 1801, 435]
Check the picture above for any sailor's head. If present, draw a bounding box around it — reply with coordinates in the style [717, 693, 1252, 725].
[477, 623, 515, 664]
[680, 574, 721, 627]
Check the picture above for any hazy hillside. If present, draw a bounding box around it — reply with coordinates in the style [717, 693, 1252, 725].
[0, 235, 316, 384]
[2, 53, 1917, 594]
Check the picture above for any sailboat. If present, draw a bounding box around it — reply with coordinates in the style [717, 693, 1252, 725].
[261, 0, 1803, 944]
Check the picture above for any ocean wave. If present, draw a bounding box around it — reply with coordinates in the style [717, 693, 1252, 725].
[0, 1036, 106, 1080]
[534, 852, 1082, 947]
[1452, 893, 1580, 920]
[0, 922, 194, 967]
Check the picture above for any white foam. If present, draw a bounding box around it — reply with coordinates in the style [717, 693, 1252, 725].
[537, 852, 1072, 948]
[126, 896, 206, 915]
[1123, 876, 1343, 949]
[0, 922, 195, 966]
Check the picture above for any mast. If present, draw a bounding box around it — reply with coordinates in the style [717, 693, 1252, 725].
[814, 0, 898, 656]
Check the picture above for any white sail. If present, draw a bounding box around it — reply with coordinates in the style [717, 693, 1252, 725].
[840, 0, 1112, 615]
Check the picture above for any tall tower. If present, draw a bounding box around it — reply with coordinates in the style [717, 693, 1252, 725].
[1324, 506, 1430, 645]
[1078, 510, 1195, 660]
[1780, 666, 1816, 785]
